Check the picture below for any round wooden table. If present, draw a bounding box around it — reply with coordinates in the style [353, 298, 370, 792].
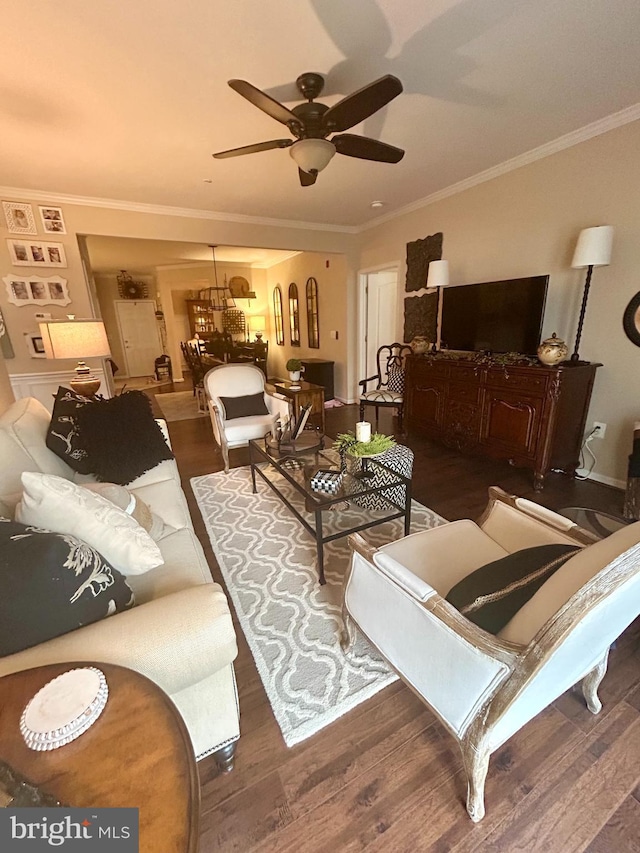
[0, 662, 200, 853]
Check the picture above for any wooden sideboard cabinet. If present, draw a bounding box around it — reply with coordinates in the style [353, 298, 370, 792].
[405, 355, 601, 490]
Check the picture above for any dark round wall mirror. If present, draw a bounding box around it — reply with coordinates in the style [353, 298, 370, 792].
[623, 291, 640, 347]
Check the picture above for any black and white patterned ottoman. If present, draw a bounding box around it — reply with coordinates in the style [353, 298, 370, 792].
[345, 444, 414, 511]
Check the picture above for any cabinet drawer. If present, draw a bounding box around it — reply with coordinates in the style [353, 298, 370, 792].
[486, 368, 548, 395]
[409, 359, 450, 381]
[448, 363, 483, 384]
[448, 381, 482, 404]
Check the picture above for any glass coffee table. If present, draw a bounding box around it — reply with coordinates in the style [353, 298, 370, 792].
[248, 437, 412, 584]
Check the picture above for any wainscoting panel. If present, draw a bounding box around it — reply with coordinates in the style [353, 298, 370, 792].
[9, 368, 110, 411]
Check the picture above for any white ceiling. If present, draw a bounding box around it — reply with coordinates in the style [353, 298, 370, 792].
[3, 0, 640, 228]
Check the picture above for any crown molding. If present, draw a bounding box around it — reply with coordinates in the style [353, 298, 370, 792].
[0, 186, 358, 235]
[358, 103, 640, 232]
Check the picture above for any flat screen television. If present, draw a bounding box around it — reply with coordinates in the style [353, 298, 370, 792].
[440, 275, 549, 356]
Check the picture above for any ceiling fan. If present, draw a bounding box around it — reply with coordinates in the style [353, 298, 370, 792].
[213, 72, 404, 186]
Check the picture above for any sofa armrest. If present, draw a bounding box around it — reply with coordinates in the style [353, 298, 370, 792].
[0, 585, 238, 696]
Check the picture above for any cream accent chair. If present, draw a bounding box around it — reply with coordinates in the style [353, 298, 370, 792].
[342, 487, 640, 821]
[205, 363, 289, 473]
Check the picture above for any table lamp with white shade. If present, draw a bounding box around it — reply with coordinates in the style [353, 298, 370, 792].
[39, 318, 110, 396]
[570, 225, 614, 363]
[427, 259, 450, 353]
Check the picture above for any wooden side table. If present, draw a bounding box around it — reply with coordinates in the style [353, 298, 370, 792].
[273, 379, 326, 432]
[0, 662, 200, 853]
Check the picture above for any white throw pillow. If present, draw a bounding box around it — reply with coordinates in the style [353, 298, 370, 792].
[16, 472, 164, 575]
[82, 482, 168, 541]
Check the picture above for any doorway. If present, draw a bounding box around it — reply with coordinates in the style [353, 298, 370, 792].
[115, 300, 162, 377]
[359, 266, 399, 383]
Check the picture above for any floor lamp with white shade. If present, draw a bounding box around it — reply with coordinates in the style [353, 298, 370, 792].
[427, 259, 449, 353]
[570, 226, 614, 363]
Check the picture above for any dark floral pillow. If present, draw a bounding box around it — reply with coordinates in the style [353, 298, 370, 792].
[46, 386, 95, 474]
[0, 518, 134, 657]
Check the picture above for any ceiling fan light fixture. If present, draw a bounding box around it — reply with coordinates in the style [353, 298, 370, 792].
[289, 139, 336, 174]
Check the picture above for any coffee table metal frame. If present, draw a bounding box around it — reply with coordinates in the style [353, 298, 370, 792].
[249, 438, 412, 584]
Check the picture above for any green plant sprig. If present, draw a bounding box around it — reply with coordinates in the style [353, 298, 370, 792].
[333, 431, 395, 457]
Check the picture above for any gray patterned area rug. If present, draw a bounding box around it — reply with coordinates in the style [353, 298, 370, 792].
[191, 466, 446, 747]
[155, 391, 206, 422]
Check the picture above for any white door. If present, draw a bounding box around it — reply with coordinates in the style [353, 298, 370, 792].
[115, 300, 162, 377]
[364, 269, 398, 377]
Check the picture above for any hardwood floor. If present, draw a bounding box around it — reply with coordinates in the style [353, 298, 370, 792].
[152, 381, 640, 852]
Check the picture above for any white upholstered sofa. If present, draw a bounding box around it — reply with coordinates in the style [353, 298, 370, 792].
[0, 396, 240, 769]
[343, 487, 640, 820]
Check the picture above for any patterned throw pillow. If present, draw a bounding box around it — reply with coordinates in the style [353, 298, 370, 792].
[387, 365, 405, 393]
[445, 544, 580, 634]
[0, 518, 134, 657]
[46, 386, 95, 474]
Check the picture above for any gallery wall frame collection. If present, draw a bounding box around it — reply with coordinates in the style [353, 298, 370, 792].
[1, 201, 70, 361]
[2, 201, 37, 235]
[3, 274, 70, 307]
[6, 238, 67, 268]
[38, 206, 66, 234]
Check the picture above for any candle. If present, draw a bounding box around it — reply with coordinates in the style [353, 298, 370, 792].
[356, 421, 371, 443]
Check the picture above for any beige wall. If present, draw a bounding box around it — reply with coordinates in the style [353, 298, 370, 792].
[0, 356, 15, 414]
[358, 119, 640, 486]
[94, 273, 157, 375]
[265, 252, 350, 398]
[0, 199, 357, 381]
[155, 263, 269, 378]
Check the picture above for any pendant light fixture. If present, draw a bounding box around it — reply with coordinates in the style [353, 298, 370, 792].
[206, 245, 235, 309]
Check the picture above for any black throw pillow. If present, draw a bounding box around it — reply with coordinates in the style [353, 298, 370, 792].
[46, 386, 95, 474]
[219, 392, 269, 421]
[445, 544, 580, 635]
[74, 390, 174, 485]
[0, 518, 134, 657]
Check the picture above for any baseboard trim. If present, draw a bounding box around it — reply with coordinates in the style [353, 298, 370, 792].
[580, 471, 626, 490]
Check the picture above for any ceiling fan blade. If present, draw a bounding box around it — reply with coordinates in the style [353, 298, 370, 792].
[332, 133, 404, 163]
[322, 75, 403, 133]
[299, 168, 317, 187]
[213, 139, 293, 159]
[228, 80, 300, 127]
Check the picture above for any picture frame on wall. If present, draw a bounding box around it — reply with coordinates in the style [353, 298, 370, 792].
[2, 201, 37, 235]
[24, 332, 47, 358]
[39, 206, 67, 235]
[6, 239, 67, 268]
[3, 274, 70, 307]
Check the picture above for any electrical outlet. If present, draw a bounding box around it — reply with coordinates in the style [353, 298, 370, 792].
[592, 422, 607, 439]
